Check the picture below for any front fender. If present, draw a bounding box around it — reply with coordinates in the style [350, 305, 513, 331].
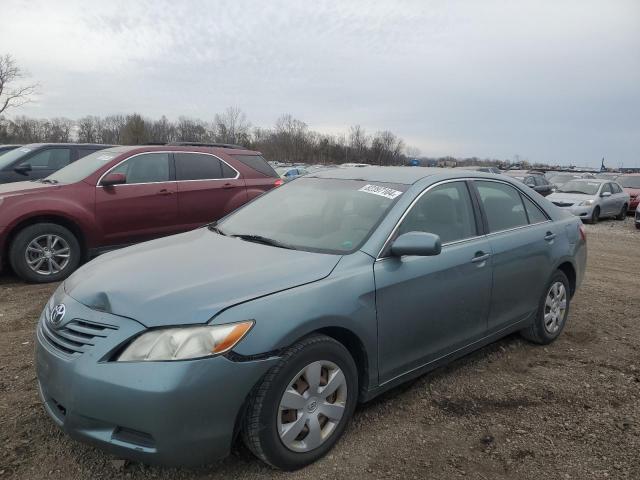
[212, 251, 379, 390]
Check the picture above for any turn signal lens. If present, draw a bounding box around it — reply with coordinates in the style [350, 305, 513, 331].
[117, 321, 254, 362]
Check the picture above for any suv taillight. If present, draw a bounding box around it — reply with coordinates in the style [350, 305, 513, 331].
[274, 179, 284, 187]
[578, 223, 586, 242]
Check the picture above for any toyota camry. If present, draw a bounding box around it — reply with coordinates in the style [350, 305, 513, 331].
[36, 167, 587, 470]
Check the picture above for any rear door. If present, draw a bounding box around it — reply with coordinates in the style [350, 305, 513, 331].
[174, 152, 247, 230]
[473, 180, 555, 334]
[95, 152, 179, 246]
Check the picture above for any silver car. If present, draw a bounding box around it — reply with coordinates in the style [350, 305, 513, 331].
[547, 178, 629, 223]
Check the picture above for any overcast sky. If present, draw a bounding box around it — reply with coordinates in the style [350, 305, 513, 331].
[2, 0, 639, 166]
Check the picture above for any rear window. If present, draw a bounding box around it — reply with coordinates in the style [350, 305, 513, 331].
[231, 154, 278, 178]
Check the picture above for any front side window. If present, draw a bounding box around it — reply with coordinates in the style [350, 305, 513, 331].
[397, 182, 477, 244]
[175, 153, 236, 180]
[476, 181, 528, 232]
[219, 178, 406, 254]
[601, 183, 612, 194]
[110, 153, 170, 184]
[27, 148, 71, 169]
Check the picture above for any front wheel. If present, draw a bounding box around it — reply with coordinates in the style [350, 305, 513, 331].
[242, 334, 358, 470]
[589, 206, 600, 224]
[520, 270, 570, 344]
[9, 223, 81, 283]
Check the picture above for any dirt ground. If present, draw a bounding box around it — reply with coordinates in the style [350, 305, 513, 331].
[1, 217, 639, 480]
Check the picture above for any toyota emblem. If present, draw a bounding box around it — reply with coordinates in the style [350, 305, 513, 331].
[50, 304, 66, 326]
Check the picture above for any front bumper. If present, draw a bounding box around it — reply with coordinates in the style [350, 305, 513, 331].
[35, 293, 279, 466]
[629, 198, 639, 213]
[557, 204, 594, 219]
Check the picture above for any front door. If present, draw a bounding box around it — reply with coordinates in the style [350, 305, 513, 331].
[375, 181, 492, 384]
[95, 152, 179, 246]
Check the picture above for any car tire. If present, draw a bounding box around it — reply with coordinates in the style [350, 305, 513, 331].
[520, 270, 570, 345]
[590, 206, 600, 224]
[9, 223, 81, 283]
[616, 204, 627, 220]
[242, 334, 358, 470]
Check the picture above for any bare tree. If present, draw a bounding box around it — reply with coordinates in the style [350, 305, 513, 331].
[214, 106, 251, 145]
[405, 146, 421, 158]
[0, 54, 38, 115]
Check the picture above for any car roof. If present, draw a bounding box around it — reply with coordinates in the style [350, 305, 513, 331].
[22, 143, 110, 148]
[309, 166, 465, 185]
[97, 145, 261, 156]
[570, 178, 606, 183]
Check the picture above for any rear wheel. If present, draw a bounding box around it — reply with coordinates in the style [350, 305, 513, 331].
[520, 270, 570, 344]
[242, 334, 358, 470]
[616, 204, 627, 220]
[9, 223, 81, 283]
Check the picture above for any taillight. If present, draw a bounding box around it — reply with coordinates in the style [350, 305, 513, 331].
[274, 179, 284, 187]
[578, 223, 586, 242]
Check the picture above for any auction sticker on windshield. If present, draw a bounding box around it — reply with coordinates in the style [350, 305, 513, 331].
[358, 184, 403, 199]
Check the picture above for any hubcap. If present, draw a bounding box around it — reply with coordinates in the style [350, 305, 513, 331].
[544, 281, 567, 334]
[277, 360, 348, 453]
[24, 234, 71, 276]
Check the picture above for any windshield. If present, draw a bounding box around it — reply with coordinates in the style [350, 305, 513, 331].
[557, 180, 601, 195]
[548, 174, 578, 185]
[46, 148, 123, 184]
[0, 146, 34, 169]
[618, 176, 640, 189]
[218, 178, 406, 254]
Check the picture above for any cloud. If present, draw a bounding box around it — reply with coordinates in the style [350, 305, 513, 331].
[1, 0, 639, 166]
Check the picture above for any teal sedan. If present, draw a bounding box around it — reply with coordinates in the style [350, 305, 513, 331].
[36, 167, 586, 470]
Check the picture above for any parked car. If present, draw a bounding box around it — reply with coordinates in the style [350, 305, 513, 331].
[0, 145, 281, 282]
[36, 167, 586, 469]
[460, 165, 502, 174]
[547, 179, 629, 223]
[547, 172, 594, 189]
[276, 166, 309, 181]
[615, 174, 640, 213]
[0, 144, 21, 156]
[0, 143, 111, 184]
[506, 172, 554, 196]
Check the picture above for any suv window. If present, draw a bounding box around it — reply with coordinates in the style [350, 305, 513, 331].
[522, 195, 547, 223]
[231, 154, 278, 178]
[397, 181, 477, 244]
[111, 153, 170, 184]
[175, 153, 235, 180]
[27, 148, 72, 169]
[476, 181, 528, 232]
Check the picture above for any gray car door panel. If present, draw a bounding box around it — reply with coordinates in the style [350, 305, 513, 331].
[374, 237, 492, 384]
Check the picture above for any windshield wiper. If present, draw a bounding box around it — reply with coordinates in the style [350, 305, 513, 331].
[39, 179, 59, 184]
[231, 234, 297, 250]
[559, 190, 587, 194]
[207, 223, 226, 236]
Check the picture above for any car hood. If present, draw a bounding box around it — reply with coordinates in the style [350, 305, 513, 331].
[64, 228, 342, 327]
[0, 180, 57, 197]
[547, 192, 595, 203]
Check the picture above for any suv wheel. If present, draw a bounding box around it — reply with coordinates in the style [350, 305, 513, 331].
[9, 223, 81, 283]
[242, 334, 358, 470]
[520, 270, 570, 344]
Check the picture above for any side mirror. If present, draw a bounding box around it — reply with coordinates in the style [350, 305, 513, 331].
[390, 232, 442, 257]
[101, 172, 126, 186]
[600, 191, 612, 197]
[14, 163, 32, 175]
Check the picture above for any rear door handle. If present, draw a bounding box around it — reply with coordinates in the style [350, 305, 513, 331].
[471, 252, 491, 263]
[157, 189, 173, 196]
[544, 232, 556, 241]
[221, 183, 235, 189]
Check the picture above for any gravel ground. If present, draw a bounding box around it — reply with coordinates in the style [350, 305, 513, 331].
[1, 216, 639, 479]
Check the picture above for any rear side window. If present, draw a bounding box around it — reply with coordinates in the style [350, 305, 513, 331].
[111, 153, 170, 184]
[522, 195, 548, 224]
[175, 153, 227, 180]
[28, 148, 72, 169]
[398, 181, 477, 244]
[476, 181, 528, 232]
[231, 154, 278, 178]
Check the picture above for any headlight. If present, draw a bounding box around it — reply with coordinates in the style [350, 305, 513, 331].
[117, 321, 254, 361]
[578, 199, 594, 206]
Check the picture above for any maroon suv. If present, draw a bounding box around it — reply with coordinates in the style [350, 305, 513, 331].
[0, 145, 282, 282]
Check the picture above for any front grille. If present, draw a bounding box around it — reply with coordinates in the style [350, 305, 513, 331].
[553, 201, 574, 207]
[40, 312, 118, 356]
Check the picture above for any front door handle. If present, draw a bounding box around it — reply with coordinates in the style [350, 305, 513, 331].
[157, 189, 173, 196]
[544, 232, 556, 241]
[471, 252, 491, 264]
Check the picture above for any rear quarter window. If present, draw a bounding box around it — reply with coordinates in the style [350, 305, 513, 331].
[231, 154, 279, 178]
